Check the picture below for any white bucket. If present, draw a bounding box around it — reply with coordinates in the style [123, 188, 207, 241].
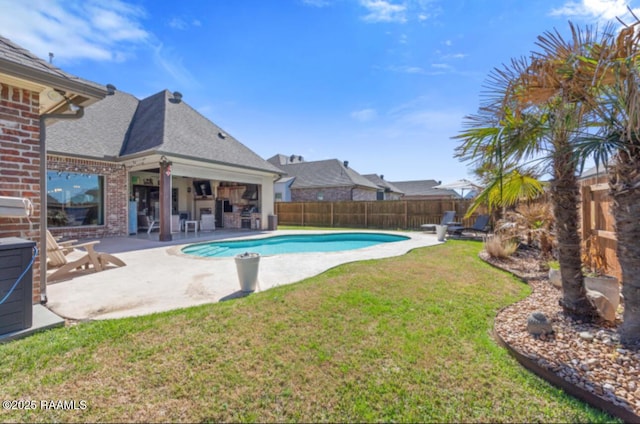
[435, 225, 447, 242]
[234, 252, 260, 292]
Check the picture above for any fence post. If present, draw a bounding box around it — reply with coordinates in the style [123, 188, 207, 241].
[331, 202, 334, 227]
[301, 202, 304, 226]
[364, 202, 368, 228]
[404, 201, 408, 229]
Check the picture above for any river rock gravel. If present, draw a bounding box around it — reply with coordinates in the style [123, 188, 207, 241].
[485, 249, 640, 418]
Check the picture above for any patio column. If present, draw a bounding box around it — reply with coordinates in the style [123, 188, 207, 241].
[159, 156, 172, 242]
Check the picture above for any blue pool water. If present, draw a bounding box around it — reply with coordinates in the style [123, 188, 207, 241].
[182, 232, 410, 258]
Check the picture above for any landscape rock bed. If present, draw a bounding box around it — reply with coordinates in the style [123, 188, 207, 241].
[486, 249, 640, 420]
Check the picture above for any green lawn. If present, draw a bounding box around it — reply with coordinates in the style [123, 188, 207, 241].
[0, 241, 616, 422]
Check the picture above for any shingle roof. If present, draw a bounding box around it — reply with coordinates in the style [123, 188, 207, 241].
[47, 89, 282, 174]
[273, 159, 379, 190]
[362, 174, 403, 194]
[580, 163, 610, 179]
[0, 35, 105, 98]
[47, 90, 138, 159]
[390, 179, 459, 198]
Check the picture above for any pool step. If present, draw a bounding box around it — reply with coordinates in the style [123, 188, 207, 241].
[187, 245, 229, 257]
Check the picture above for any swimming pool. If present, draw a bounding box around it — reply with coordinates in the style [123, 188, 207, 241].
[181, 232, 410, 258]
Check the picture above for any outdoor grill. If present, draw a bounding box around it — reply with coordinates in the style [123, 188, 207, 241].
[240, 206, 255, 229]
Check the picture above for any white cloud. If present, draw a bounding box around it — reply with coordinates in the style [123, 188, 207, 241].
[360, 0, 407, 23]
[168, 17, 202, 30]
[441, 53, 466, 60]
[168, 16, 202, 31]
[302, 0, 332, 6]
[357, 0, 441, 24]
[0, 0, 200, 87]
[0, 0, 148, 63]
[152, 43, 199, 89]
[550, 0, 640, 22]
[351, 108, 378, 122]
[388, 65, 425, 73]
[169, 18, 188, 30]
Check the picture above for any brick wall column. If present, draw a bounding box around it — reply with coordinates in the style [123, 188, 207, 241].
[0, 83, 42, 303]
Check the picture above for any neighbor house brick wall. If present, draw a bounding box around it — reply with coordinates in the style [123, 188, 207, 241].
[292, 187, 352, 202]
[351, 188, 377, 201]
[0, 83, 42, 303]
[47, 155, 128, 240]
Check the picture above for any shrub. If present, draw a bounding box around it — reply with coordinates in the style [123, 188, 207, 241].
[494, 201, 554, 257]
[484, 234, 519, 258]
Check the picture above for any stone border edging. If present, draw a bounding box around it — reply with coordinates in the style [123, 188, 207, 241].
[492, 327, 639, 423]
[483, 254, 640, 423]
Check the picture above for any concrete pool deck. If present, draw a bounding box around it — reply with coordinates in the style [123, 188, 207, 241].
[46, 230, 442, 320]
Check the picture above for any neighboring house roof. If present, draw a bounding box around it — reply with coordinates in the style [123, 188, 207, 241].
[275, 176, 296, 185]
[268, 154, 305, 166]
[362, 174, 404, 194]
[47, 89, 282, 174]
[390, 179, 460, 198]
[0, 35, 106, 112]
[271, 159, 379, 190]
[580, 163, 610, 179]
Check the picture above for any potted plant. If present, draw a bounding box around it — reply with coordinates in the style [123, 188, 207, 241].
[582, 234, 620, 313]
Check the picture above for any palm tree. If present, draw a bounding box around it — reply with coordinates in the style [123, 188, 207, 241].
[456, 23, 614, 319]
[573, 21, 640, 344]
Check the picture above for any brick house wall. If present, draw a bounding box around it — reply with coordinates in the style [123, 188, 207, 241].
[0, 83, 42, 303]
[47, 155, 128, 240]
[352, 188, 377, 201]
[291, 186, 378, 202]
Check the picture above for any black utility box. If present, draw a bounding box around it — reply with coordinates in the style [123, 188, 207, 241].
[0, 237, 35, 335]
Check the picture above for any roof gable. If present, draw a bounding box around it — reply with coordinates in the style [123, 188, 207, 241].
[47, 88, 281, 173]
[48, 90, 138, 159]
[390, 179, 458, 197]
[276, 159, 378, 190]
[362, 174, 403, 194]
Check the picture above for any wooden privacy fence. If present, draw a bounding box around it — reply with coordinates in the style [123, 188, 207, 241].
[275, 199, 476, 230]
[580, 176, 621, 281]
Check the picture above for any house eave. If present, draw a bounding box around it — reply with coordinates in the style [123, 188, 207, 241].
[0, 60, 107, 106]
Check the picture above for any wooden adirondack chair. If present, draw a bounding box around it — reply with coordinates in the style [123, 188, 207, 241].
[46, 230, 126, 282]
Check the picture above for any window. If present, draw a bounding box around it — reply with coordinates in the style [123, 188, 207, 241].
[275, 192, 283, 201]
[317, 191, 324, 200]
[47, 171, 104, 227]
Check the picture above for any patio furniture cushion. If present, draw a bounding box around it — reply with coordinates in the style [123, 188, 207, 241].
[447, 214, 491, 237]
[420, 210, 457, 232]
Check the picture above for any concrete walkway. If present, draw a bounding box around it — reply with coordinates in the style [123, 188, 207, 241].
[46, 230, 442, 320]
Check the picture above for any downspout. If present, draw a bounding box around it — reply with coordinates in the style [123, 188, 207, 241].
[39, 107, 84, 304]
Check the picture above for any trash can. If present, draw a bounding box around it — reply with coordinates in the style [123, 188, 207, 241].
[435, 225, 448, 242]
[268, 215, 278, 231]
[235, 252, 260, 292]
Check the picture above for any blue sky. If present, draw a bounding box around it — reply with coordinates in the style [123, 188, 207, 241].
[1, 0, 638, 183]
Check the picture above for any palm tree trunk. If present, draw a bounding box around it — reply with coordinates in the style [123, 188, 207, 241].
[552, 143, 598, 319]
[611, 149, 640, 345]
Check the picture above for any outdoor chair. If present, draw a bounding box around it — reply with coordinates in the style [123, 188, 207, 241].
[137, 214, 157, 234]
[447, 214, 491, 238]
[420, 210, 457, 233]
[46, 230, 126, 282]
